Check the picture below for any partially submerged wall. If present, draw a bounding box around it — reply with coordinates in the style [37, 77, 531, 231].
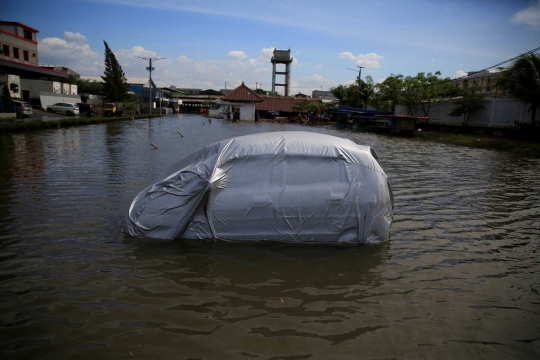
[396, 98, 531, 128]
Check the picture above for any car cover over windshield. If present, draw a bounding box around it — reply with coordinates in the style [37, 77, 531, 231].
[122, 131, 394, 244]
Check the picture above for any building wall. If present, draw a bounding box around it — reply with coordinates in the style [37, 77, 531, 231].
[395, 98, 531, 127]
[452, 71, 505, 97]
[128, 84, 143, 96]
[0, 27, 39, 66]
[239, 103, 256, 121]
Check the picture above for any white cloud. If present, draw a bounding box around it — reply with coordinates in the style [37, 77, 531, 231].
[38, 34, 330, 95]
[63, 31, 87, 45]
[38, 32, 100, 74]
[339, 52, 356, 60]
[453, 70, 468, 79]
[512, 0, 540, 27]
[339, 52, 383, 68]
[177, 55, 193, 63]
[227, 50, 247, 60]
[258, 47, 276, 62]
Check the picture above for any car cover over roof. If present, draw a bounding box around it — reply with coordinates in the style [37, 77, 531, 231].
[122, 131, 394, 244]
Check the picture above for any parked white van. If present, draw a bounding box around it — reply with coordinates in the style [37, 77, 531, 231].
[48, 102, 79, 116]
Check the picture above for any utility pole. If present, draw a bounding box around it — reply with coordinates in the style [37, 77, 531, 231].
[347, 66, 365, 108]
[347, 66, 364, 86]
[137, 56, 165, 115]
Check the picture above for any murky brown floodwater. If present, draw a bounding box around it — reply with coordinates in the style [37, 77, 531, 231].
[0, 115, 539, 359]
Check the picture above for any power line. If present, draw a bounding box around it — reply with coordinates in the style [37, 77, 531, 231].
[383, 46, 540, 90]
[452, 45, 540, 82]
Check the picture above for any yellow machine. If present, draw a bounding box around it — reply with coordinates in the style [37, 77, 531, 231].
[103, 102, 124, 117]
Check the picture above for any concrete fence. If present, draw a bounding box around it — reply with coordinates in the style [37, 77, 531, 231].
[395, 98, 533, 128]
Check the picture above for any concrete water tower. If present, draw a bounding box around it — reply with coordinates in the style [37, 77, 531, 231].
[271, 49, 293, 96]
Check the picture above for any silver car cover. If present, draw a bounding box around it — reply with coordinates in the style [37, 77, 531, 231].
[122, 131, 394, 244]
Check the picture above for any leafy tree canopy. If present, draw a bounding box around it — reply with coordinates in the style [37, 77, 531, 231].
[77, 79, 104, 95]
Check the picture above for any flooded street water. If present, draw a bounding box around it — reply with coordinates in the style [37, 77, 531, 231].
[0, 115, 539, 359]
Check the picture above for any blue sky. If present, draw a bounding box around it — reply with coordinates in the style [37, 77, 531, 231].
[3, 0, 540, 94]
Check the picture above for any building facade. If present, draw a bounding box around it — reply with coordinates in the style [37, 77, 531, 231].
[452, 69, 506, 97]
[0, 21, 39, 66]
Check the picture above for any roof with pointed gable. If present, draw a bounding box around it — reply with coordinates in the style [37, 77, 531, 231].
[200, 89, 223, 96]
[221, 82, 264, 103]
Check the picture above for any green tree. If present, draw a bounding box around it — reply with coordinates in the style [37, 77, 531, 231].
[358, 75, 375, 108]
[1, 83, 13, 112]
[329, 83, 363, 108]
[292, 100, 309, 112]
[65, 74, 79, 85]
[400, 75, 421, 115]
[448, 87, 485, 128]
[376, 74, 404, 112]
[123, 93, 143, 114]
[77, 79, 104, 95]
[329, 84, 350, 106]
[416, 71, 456, 116]
[496, 53, 540, 128]
[101, 40, 128, 102]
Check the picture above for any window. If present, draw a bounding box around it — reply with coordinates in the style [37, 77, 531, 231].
[23, 29, 32, 40]
[23, 50, 29, 61]
[32, 53, 35, 57]
[2, 44, 9, 57]
[13, 47, 19, 59]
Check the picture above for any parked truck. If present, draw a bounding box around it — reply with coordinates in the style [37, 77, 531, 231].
[103, 102, 125, 117]
[0, 74, 22, 100]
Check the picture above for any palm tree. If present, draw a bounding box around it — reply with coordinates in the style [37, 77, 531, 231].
[329, 85, 350, 106]
[496, 53, 540, 128]
[357, 76, 375, 109]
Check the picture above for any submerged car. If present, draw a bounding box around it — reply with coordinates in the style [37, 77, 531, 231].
[122, 131, 394, 244]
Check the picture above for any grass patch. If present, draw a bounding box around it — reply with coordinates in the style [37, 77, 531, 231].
[0, 113, 162, 133]
[416, 130, 540, 157]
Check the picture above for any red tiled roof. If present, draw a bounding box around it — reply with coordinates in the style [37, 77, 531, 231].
[256, 97, 322, 112]
[221, 82, 264, 102]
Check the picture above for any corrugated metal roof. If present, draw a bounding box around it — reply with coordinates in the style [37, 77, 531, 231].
[221, 82, 263, 102]
[255, 97, 322, 112]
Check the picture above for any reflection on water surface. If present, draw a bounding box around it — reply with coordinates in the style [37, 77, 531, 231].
[0, 115, 539, 359]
